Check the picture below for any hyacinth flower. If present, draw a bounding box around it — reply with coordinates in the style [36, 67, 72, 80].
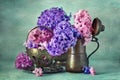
[15, 52, 33, 69]
[74, 10, 92, 45]
[46, 21, 80, 56]
[37, 7, 71, 30]
[25, 27, 53, 49]
[32, 68, 43, 77]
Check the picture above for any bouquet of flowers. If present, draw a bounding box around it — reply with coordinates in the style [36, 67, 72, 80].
[25, 7, 80, 56]
[15, 7, 101, 76]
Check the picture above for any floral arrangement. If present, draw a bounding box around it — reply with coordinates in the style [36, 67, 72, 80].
[15, 7, 96, 76]
[25, 7, 79, 56]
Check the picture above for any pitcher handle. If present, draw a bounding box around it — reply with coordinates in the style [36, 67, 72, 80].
[87, 36, 99, 60]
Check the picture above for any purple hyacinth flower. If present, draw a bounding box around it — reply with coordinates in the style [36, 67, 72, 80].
[37, 7, 71, 30]
[45, 21, 80, 56]
[15, 52, 33, 69]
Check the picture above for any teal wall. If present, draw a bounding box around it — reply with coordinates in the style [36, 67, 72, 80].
[0, 0, 120, 62]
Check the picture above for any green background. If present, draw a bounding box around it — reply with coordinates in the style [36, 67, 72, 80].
[0, 0, 120, 80]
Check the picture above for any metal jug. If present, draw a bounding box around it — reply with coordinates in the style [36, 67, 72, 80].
[66, 18, 105, 72]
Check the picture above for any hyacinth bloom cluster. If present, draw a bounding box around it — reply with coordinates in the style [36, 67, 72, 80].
[46, 21, 79, 56]
[25, 27, 53, 49]
[37, 7, 79, 56]
[37, 7, 71, 30]
[74, 10, 92, 45]
[15, 53, 33, 69]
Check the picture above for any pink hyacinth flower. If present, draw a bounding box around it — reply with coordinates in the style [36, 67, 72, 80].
[32, 68, 43, 77]
[90, 67, 96, 76]
[25, 27, 53, 49]
[74, 10, 92, 45]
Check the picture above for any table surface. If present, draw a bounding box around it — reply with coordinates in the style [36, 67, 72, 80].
[0, 59, 120, 80]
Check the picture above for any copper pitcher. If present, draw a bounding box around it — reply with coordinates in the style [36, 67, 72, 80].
[66, 39, 87, 72]
[66, 18, 105, 72]
[66, 38, 100, 72]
